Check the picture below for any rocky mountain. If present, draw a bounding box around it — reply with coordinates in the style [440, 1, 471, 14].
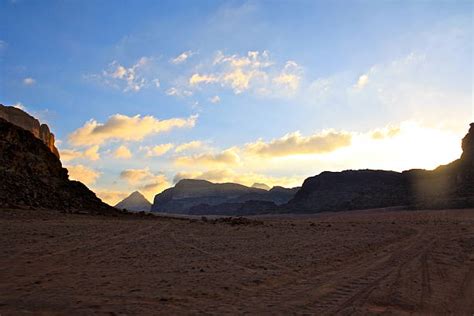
[151, 179, 298, 214]
[0, 117, 118, 214]
[0, 104, 60, 158]
[285, 123, 474, 213]
[115, 191, 151, 212]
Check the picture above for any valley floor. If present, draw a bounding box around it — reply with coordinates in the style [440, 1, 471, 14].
[1, 208, 473, 315]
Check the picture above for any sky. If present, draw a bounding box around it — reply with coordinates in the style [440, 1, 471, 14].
[1, 0, 473, 205]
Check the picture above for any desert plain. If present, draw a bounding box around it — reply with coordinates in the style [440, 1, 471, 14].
[1, 208, 473, 315]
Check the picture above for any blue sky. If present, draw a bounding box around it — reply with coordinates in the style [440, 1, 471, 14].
[1, 0, 472, 204]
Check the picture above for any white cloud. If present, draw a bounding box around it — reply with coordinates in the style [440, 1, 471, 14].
[171, 50, 195, 64]
[209, 95, 221, 104]
[69, 113, 197, 146]
[354, 74, 369, 89]
[101, 57, 151, 92]
[119, 168, 171, 200]
[165, 87, 193, 97]
[23, 77, 36, 85]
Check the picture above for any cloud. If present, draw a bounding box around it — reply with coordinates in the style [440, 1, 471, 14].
[174, 148, 240, 167]
[187, 50, 300, 95]
[171, 50, 195, 64]
[371, 125, 401, 140]
[114, 145, 132, 159]
[69, 113, 197, 146]
[142, 143, 174, 157]
[152, 78, 160, 88]
[23, 77, 36, 85]
[189, 73, 219, 85]
[245, 130, 352, 157]
[101, 57, 151, 92]
[66, 164, 101, 185]
[354, 74, 369, 89]
[272, 61, 302, 92]
[165, 87, 193, 97]
[174, 140, 204, 153]
[60, 145, 100, 162]
[209, 95, 221, 104]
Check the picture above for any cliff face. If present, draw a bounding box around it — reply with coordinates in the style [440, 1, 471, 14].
[286, 123, 474, 213]
[0, 117, 117, 214]
[0, 104, 60, 158]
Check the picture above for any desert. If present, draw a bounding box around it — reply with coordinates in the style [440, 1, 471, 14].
[1, 208, 473, 314]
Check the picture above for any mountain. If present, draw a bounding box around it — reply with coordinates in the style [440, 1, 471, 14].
[252, 183, 270, 190]
[115, 191, 151, 212]
[285, 123, 474, 213]
[0, 104, 60, 158]
[0, 116, 118, 214]
[151, 179, 298, 214]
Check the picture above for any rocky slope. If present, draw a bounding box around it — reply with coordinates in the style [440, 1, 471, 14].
[0, 117, 118, 214]
[115, 191, 151, 212]
[286, 123, 474, 213]
[151, 179, 298, 214]
[0, 104, 60, 158]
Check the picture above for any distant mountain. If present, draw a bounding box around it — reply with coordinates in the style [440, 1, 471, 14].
[252, 183, 270, 190]
[285, 123, 474, 213]
[151, 179, 298, 214]
[115, 191, 151, 212]
[0, 116, 118, 214]
[0, 104, 60, 158]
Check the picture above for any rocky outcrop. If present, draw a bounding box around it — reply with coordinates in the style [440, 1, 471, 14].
[285, 123, 474, 213]
[189, 200, 278, 216]
[115, 191, 151, 212]
[151, 179, 298, 214]
[0, 104, 60, 158]
[0, 117, 118, 214]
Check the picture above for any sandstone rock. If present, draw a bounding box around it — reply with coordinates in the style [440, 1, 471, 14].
[0, 104, 60, 158]
[115, 191, 151, 212]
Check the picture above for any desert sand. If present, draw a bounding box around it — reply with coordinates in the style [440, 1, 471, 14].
[1, 208, 473, 315]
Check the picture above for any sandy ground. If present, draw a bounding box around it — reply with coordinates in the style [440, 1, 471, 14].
[1, 208, 473, 315]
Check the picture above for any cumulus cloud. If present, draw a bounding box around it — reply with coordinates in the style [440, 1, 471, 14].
[174, 148, 240, 167]
[142, 143, 174, 157]
[114, 145, 132, 159]
[174, 140, 203, 153]
[171, 50, 195, 64]
[245, 130, 352, 157]
[23, 77, 36, 85]
[68, 113, 197, 146]
[101, 57, 151, 92]
[66, 164, 101, 185]
[61, 145, 100, 162]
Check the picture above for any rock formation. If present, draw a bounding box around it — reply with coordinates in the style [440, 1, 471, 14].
[115, 191, 151, 212]
[0, 117, 118, 214]
[0, 104, 60, 158]
[251, 183, 270, 190]
[286, 123, 474, 213]
[151, 179, 298, 214]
